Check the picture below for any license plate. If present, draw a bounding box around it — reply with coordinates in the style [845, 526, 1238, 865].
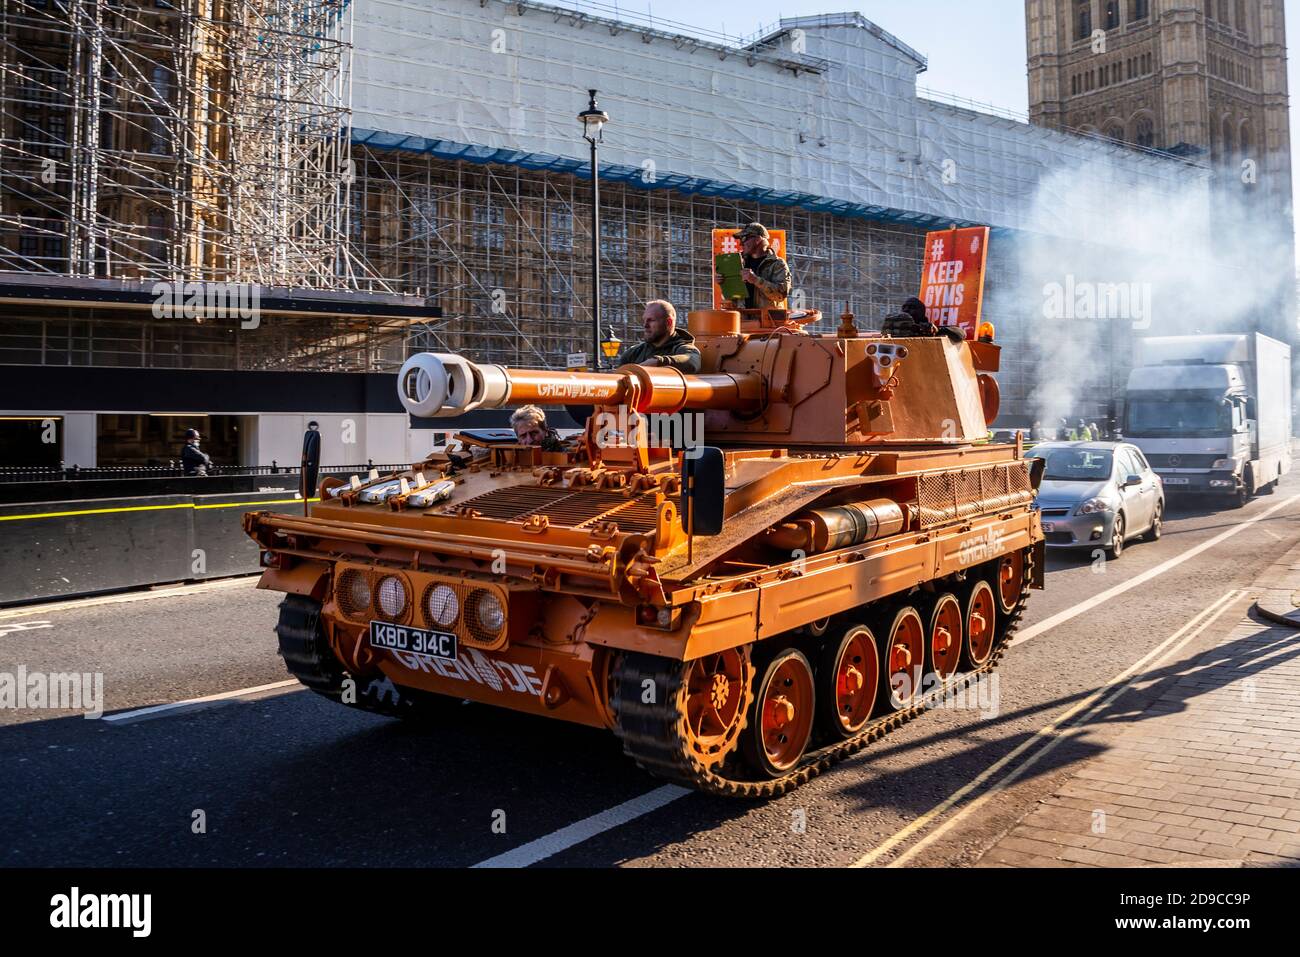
[369, 621, 457, 661]
[1163, 477, 1191, 485]
[1042, 523, 1055, 533]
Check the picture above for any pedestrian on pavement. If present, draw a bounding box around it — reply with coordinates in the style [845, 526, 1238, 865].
[181, 428, 211, 476]
[616, 300, 702, 373]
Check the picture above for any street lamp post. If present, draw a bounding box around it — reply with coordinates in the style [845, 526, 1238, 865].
[578, 90, 609, 370]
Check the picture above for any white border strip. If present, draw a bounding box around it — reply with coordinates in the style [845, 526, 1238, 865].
[0, 576, 259, 620]
[471, 785, 690, 868]
[103, 679, 301, 724]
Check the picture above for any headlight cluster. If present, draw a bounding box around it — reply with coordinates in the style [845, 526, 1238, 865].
[337, 569, 508, 643]
[420, 583, 506, 640]
[1076, 498, 1113, 516]
[1211, 458, 1234, 470]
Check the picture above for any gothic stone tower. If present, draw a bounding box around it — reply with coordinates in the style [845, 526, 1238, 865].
[1026, 0, 1293, 339]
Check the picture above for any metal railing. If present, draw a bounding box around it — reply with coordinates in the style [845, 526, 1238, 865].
[0, 463, 412, 484]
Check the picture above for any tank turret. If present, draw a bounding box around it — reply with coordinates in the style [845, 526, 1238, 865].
[396, 308, 1002, 448]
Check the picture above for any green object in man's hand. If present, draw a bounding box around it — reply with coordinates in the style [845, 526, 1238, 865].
[715, 252, 747, 303]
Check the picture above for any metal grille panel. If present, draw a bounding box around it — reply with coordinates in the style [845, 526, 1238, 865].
[915, 463, 1035, 529]
[452, 486, 658, 533]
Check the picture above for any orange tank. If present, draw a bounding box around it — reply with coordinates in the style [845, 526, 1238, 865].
[245, 302, 1045, 797]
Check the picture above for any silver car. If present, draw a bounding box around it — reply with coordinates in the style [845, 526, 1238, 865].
[1025, 442, 1165, 560]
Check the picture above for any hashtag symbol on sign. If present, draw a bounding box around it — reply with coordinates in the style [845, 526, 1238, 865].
[930, 239, 945, 259]
[721, 236, 739, 254]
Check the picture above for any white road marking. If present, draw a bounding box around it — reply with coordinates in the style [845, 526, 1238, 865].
[471, 785, 690, 868]
[853, 588, 1244, 868]
[103, 679, 300, 725]
[0, 620, 53, 637]
[1011, 493, 1300, 647]
[0, 576, 259, 620]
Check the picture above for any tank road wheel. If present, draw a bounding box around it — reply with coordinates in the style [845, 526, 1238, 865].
[879, 606, 925, 711]
[961, 580, 997, 670]
[818, 624, 880, 739]
[682, 649, 753, 768]
[611, 648, 755, 783]
[927, 593, 964, 684]
[275, 594, 463, 720]
[742, 647, 817, 779]
[994, 550, 1025, 615]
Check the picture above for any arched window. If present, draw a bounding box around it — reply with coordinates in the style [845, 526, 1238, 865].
[1105, 1, 1119, 30]
[1133, 115, 1155, 148]
[1221, 116, 1236, 164]
[1103, 120, 1126, 142]
[1130, 0, 1149, 20]
[1236, 0, 1248, 35]
[1239, 120, 1253, 158]
[1076, 0, 1092, 41]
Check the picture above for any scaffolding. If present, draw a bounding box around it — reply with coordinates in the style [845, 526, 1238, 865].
[347, 143, 929, 372]
[0, 0, 357, 287]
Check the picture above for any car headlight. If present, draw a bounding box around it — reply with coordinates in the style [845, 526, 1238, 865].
[376, 575, 408, 619]
[425, 584, 459, 628]
[469, 589, 505, 636]
[1211, 458, 1233, 470]
[1076, 498, 1113, 515]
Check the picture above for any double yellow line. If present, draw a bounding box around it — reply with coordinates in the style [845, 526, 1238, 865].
[0, 498, 319, 522]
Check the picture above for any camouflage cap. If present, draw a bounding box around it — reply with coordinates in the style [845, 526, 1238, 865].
[738, 222, 769, 241]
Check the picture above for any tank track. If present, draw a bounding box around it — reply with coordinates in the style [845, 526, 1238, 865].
[611, 548, 1034, 799]
[275, 594, 458, 719]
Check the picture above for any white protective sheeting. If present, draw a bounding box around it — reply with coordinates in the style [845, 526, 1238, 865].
[349, 0, 1211, 248]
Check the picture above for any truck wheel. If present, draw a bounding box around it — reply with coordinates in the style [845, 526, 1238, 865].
[1232, 468, 1256, 508]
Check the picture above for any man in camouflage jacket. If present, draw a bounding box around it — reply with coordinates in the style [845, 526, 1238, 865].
[716, 222, 792, 310]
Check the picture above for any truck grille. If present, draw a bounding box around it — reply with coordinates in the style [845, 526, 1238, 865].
[1145, 454, 1219, 469]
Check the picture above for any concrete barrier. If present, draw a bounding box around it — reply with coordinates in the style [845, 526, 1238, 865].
[0, 490, 306, 606]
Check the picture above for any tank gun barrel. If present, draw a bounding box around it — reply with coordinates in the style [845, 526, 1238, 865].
[397, 352, 762, 418]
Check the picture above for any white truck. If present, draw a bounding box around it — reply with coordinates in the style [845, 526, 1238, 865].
[1124, 333, 1292, 507]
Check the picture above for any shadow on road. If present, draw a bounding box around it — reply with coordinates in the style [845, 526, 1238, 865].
[2, 610, 1296, 868]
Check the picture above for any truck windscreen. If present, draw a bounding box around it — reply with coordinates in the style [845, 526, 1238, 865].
[1126, 394, 1232, 438]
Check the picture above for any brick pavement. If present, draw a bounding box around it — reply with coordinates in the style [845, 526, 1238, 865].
[978, 549, 1300, 868]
